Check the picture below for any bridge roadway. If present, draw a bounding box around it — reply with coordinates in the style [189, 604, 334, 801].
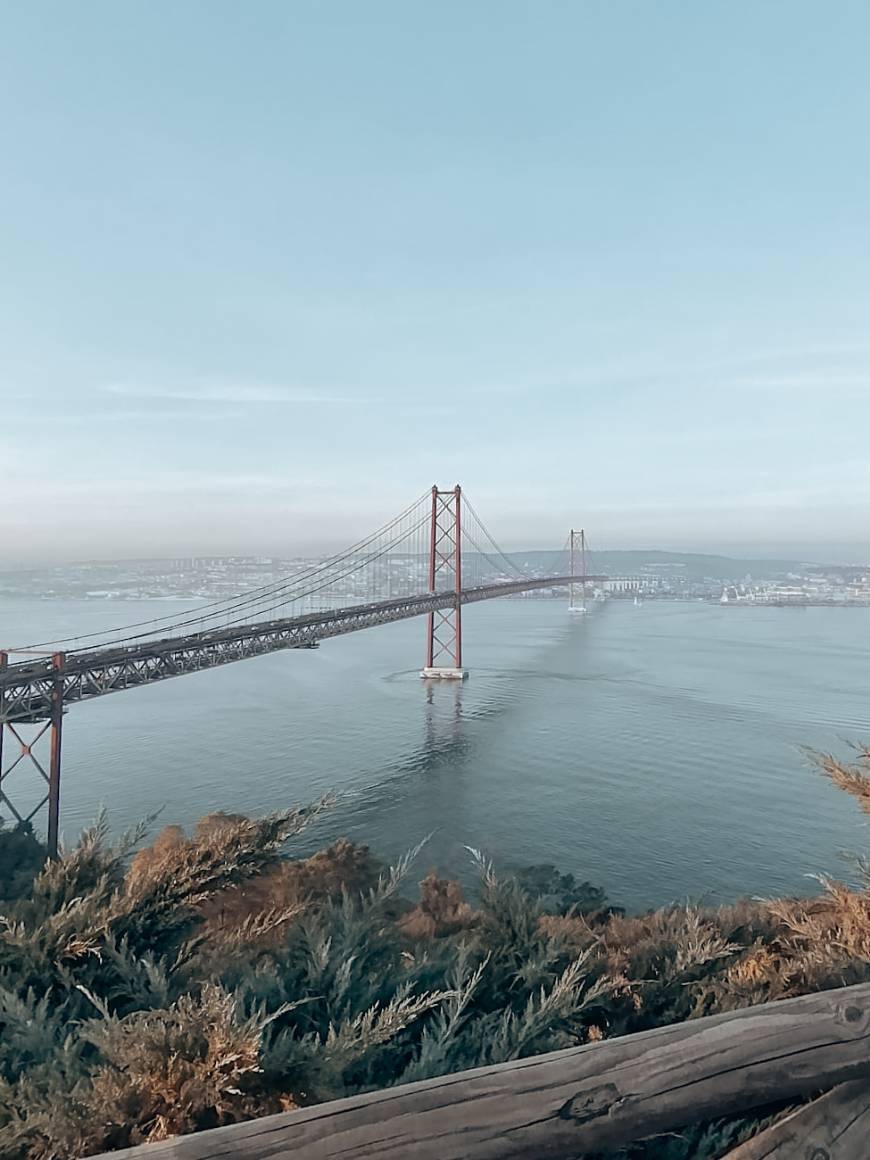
[0, 575, 606, 724]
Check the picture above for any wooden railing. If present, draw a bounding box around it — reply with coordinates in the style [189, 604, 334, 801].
[96, 982, 870, 1159]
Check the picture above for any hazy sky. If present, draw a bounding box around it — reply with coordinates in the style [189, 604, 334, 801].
[2, 1, 869, 566]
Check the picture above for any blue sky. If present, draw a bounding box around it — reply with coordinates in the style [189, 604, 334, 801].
[2, 1, 869, 565]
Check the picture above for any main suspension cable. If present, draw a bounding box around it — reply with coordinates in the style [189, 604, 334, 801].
[461, 496, 526, 579]
[67, 509, 433, 652]
[73, 509, 435, 651]
[18, 490, 431, 651]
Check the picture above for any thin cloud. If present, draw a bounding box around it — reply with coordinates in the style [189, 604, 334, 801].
[8, 408, 216, 425]
[2, 470, 334, 501]
[728, 374, 870, 392]
[103, 383, 370, 404]
[463, 342, 870, 400]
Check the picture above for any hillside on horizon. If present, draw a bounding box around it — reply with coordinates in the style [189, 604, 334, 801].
[508, 548, 838, 583]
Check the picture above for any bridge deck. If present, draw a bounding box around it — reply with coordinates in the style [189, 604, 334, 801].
[0, 576, 606, 723]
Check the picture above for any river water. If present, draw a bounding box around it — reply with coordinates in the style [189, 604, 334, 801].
[2, 597, 869, 911]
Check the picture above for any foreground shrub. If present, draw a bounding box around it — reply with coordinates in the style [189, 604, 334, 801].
[0, 823, 44, 904]
[0, 749, 868, 1158]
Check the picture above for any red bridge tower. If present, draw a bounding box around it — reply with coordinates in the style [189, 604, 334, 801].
[421, 485, 467, 680]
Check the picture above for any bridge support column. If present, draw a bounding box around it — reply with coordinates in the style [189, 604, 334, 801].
[0, 651, 65, 859]
[421, 485, 468, 680]
[47, 652, 65, 858]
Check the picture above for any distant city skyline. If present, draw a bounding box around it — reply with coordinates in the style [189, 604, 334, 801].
[3, 2, 870, 566]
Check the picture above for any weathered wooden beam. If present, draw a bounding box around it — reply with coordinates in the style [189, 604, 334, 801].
[723, 1079, 870, 1159]
[94, 981, 870, 1160]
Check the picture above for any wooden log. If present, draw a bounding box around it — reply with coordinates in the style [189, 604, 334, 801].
[723, 1080, 870, 1159]
[93, 981, 870, 1160]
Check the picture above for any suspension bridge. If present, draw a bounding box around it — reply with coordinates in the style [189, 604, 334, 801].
[0, 486, 608, 853]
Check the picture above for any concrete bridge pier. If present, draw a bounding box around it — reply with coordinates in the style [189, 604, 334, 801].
[421, 665, 468, 680]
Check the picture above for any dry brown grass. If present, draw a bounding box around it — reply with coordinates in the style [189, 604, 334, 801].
[197, 837, 382, 954]
[397, 872, 478, 939]
[81, 984, 297, 1149]
[811, 745, 870, 814]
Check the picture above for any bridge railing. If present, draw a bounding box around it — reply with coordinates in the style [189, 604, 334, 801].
[94, 981, 870, 1159]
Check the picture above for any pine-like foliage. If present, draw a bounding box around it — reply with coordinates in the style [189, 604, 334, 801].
[0, 823, 43, 904]
[1, 751, 868, 1159]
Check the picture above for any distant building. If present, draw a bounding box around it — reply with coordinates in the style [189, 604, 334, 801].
[603, 576, 643, 593]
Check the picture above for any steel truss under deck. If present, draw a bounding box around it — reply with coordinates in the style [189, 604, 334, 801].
[0, 576, 606, 725]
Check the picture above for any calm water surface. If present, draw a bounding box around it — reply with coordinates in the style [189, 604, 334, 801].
[3, 597, 869, 910]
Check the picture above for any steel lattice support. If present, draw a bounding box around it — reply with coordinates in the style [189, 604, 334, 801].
[422, 485, 467, 679]
[0, 651, 64, 857]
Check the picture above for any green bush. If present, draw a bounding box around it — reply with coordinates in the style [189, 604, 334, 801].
[1, 748, 868, 1159]
[0, 821, 45, 904]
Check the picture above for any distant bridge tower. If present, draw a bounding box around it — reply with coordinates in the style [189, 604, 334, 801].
[421, 485, 467, 679]
[569, 528, 589, 614]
